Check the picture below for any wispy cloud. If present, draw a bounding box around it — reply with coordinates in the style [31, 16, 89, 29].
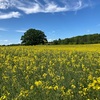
[17, 3, 42, 14]
[0, 28, 26, 32]
[0, 39, 8, 42]
[48, 39, 53, 42]
[0, 27, 8, 31]
[16, 29, 26, 33]
[0, 0, 93, 19]
[44, 2, 67, 13]
[16, 0, 89, 14]
[0, 39, 11, 45]
[0, 0, 10, 9]
[4, 39, 8, 42]
[0, 12, 21, 19]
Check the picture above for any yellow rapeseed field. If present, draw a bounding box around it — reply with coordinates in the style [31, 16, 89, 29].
[0, 44, 100, 100]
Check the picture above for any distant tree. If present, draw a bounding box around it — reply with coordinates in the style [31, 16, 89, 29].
[49, 33, 100, 45]
[53, 40, 59, 45]
[21, 28, 47, 45]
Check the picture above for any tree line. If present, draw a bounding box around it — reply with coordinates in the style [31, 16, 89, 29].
[51, 33, 100, 45]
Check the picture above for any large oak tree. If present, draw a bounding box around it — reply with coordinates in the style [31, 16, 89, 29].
[21, 28, 47, 45]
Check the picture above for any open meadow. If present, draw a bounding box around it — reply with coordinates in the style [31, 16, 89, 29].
[0, 44, 100, 100]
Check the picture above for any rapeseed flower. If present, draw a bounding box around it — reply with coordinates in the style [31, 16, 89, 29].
[35, 81, 42, 86]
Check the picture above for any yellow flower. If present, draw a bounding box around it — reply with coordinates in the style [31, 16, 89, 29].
[42, 73, 47, 78]
[35, 81, 42, 86]
[48, 86, 53, 90]
[0, 95, 7, 99]
[30, 85, 34, 90]
[66, 89, 73, 95]
[54, 85, 58, 90]
[97, 77, 100, 84]
[88, 74, 93, 80]
[71, 84, 76, 89]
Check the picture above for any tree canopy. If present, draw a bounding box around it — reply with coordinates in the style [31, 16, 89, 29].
[21, 28, 47, 45]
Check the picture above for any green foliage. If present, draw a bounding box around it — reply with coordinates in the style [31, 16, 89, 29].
[52, 33, 100, 45]
[21, 28, 47, 45]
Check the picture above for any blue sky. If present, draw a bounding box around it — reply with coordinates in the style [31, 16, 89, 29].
[0, 0, 100, 45]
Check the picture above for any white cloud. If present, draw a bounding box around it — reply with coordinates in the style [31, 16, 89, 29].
[0, 0, 10, 9]
[17, 1, 84, 14]
[0, 11, 21, 19]
[72, 1, 83, 10]
[4, 40, 8, 42]
[62, 0, 89, 11]
[0, 39, 11, 45]
[17, 3, 42, 14]
[48, 39, 53, 42]
[0, 39, 8, 42]
[17, 2, 67, 14]
[44, 2, 67, 13]
[16, 30, 26, 33]
[0, 27, 8, 31]
[0, 0, 93, 16]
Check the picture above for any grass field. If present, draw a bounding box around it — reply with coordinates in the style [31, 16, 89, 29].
[0, 44, 100, 100]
